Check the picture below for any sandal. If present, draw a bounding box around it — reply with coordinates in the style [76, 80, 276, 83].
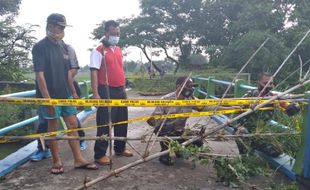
[74, 163, 98, 170]
[51, 165, 64, 175]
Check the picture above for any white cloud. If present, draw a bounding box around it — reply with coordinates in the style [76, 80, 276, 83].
[16, 0, 141, 66]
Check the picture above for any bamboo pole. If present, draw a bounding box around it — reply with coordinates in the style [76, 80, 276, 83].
[0, 132, 300, 142]
[198, 38, 270, 135]
[257, 29, 310, 98]
[0, 135, 195, 142]
[74, 79, 310, 190]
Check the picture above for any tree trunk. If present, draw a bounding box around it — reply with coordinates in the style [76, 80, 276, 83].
[139, 45, 162, 73]
[160, 45, 180, 74]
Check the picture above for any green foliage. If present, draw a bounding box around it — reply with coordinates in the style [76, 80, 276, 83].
[0, 87, 37, 135]
[0, 103, 37, 135]
[265, 182, 299, 190]
[169, 140, 210, 169]
[272, 110, 302, 158]
[213, 156, 271, 187]
[92, 0, 310, 78]
[132, 75, 177, 94]
[0, 0, 36, 81]
[219, 31, 289, 81]
[0, 0, 21, 15]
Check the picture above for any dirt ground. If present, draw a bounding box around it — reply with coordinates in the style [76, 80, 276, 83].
[0, 91, 301, 190]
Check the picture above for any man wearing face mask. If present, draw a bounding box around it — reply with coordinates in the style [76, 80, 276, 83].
[32, 13, 98, 174]
[235, 72, 300, 157]
[90, 20, 133, 166]
[147, 76, 231, 166]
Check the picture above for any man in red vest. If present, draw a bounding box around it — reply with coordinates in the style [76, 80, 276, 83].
[90, 20, 133, 165]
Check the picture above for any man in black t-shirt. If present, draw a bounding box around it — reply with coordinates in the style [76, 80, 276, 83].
[31, 44, 87, 162]
[32, 13, 97, 174]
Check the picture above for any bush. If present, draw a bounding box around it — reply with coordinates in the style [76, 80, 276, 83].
[131, 75, 178, 94]
[0, 87, 37, 136]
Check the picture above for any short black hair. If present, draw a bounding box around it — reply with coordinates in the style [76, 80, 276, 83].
[258, 72, 272, 81]
[176, 76, 198, 87]
[104, 20, 119, 32]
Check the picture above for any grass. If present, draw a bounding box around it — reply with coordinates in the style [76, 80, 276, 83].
[23, 71, 90, 82]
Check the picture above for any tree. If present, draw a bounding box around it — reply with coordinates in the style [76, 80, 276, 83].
[220, 31, 289, 81]
[197, 0, 294, 64]
[0, 0, 36, 81]
[91, 0, 206, 73]
[91, 0, 308, 78]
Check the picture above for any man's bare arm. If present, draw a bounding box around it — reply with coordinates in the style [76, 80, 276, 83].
[36, 72, 50, 98]
[68, 69, 78, 98]
[90, 69, 100, 99]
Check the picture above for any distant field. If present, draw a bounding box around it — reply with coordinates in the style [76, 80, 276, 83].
[75, 71, 90, 81]
[24, 71, 90, 82]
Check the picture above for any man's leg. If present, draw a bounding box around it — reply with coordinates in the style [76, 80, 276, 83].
[36, 122, 49, 150]
[77, 119, 87, 150]
[30, 121, 52, 162]
[114, 106, 128, 153]
[37, 106, 49, 151]
[47, 118, 63, 171]
[63, 114, 91, 165]
[94, 106, 109, 159]
[77, 119, 85, 137]
[94, 85, 110, 161]
[62, 106, 98, 170]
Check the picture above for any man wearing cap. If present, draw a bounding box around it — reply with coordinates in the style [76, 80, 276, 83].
[90, 20, 133, 166]
[235, 72, 300, 157]
[147, 76, 229, 166]
[32, 13, 97, 174]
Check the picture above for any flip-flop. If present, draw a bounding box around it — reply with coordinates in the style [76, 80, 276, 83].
[74, 163, 98, 170]
[51, 165, 64, 175]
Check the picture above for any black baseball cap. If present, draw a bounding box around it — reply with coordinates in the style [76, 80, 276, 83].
[47, 13, 71, 27]
[176, 76, 198, 87]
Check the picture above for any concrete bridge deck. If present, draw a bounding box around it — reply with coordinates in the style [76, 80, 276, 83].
[0, 91, 290, 190]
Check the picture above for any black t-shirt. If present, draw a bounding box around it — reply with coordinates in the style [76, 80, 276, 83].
[32, 37, 71, 98]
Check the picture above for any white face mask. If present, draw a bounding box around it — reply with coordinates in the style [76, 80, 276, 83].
[47, 30, 64, 41]
[108, 35, 120, 45]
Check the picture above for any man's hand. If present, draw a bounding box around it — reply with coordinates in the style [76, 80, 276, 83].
[72, 92, 80, 99]
[92, 93, 100, 99]
[147, 117, 156, 126]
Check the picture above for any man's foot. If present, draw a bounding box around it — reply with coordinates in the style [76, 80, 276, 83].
[95, 156, 111, 165]
[30, 149, 52, 162]
[74, 163, 98, 170]
[115, 149, 133, 157]
[80, 140, 87, 151]
[51, 165, 64, 175]
[158, 155, 174, 166]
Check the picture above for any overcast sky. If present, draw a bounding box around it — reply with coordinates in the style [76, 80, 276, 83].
[16, 0, 144, 67]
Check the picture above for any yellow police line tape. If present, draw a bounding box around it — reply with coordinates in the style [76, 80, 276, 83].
[0, 97, 285, 107]
[0, 107, 273, 144]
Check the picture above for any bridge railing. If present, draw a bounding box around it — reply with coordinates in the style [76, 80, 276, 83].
[193, 76, 310, 181]
[0, 81, 94, 177]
